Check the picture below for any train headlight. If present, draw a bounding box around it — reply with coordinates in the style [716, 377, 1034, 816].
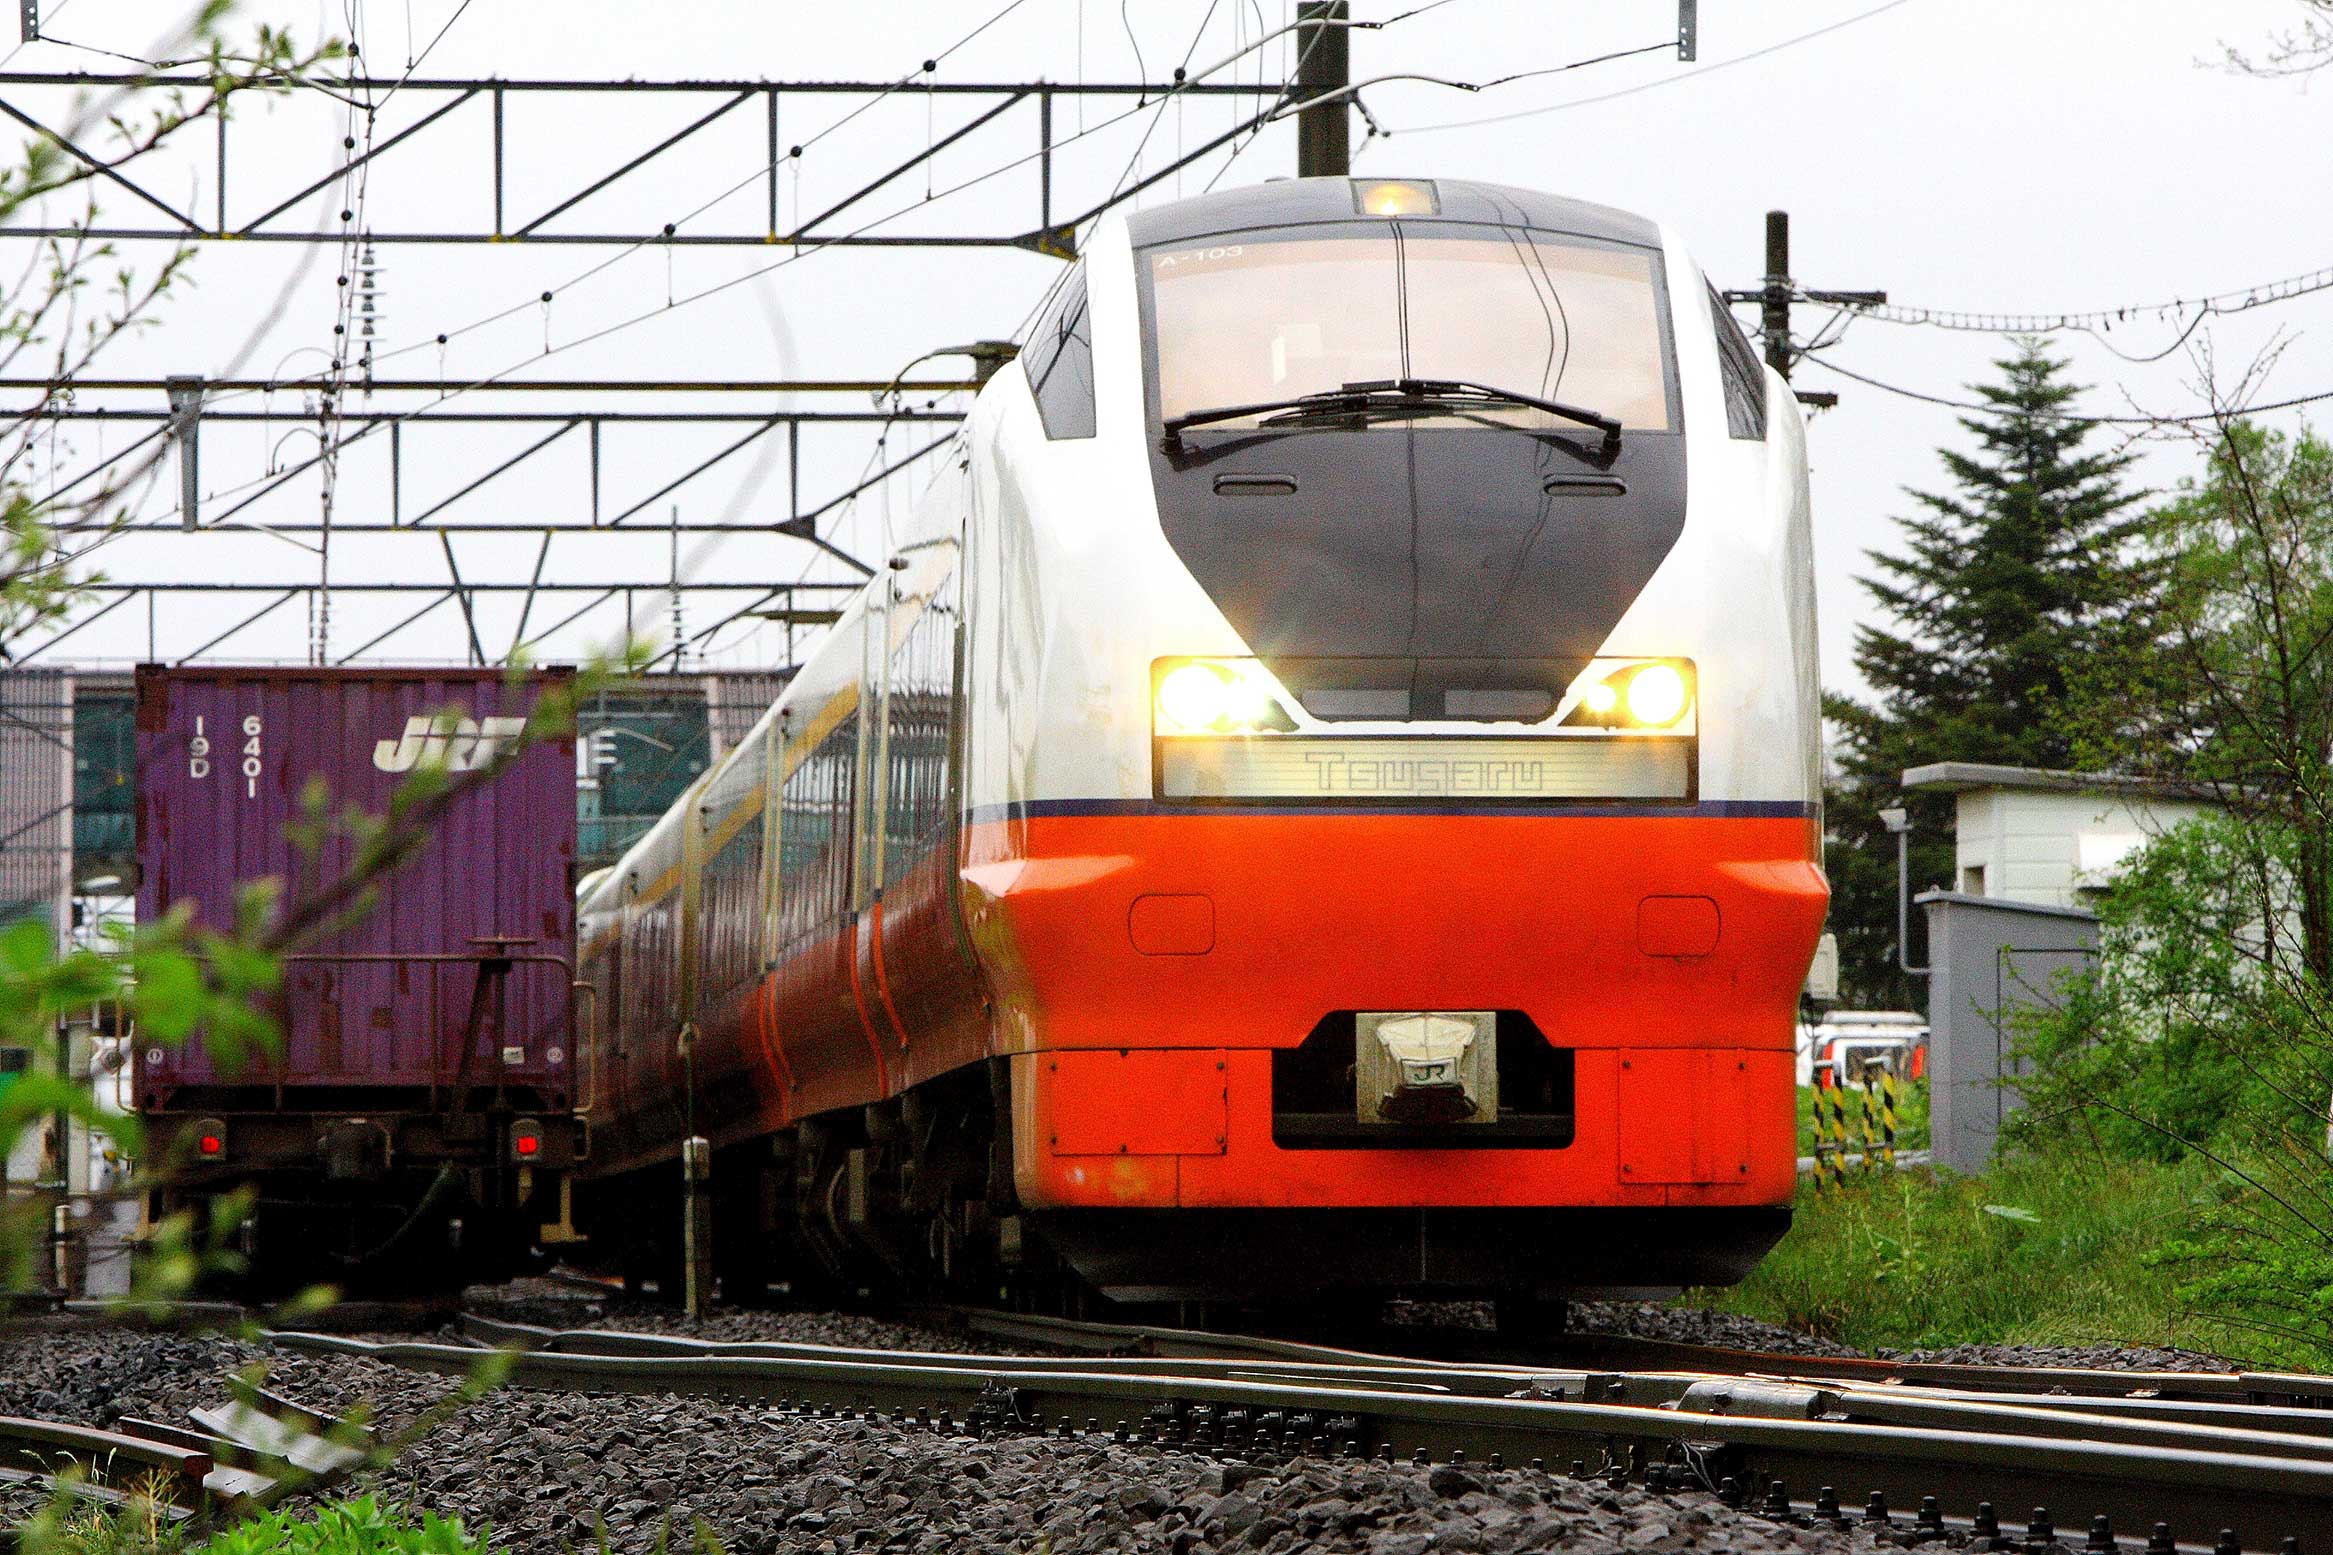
[1624, 663, 1690, 727]
[1353, 179, 1440, 217]
[1158, 663, 1235, 731]
[1154, 660, 1295, 734]
[1564, 660, 1695, 730]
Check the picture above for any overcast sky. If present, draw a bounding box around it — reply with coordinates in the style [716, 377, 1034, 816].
[5, 0, 2328, 691]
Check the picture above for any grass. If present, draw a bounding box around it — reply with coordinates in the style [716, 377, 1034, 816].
[1687, 1146, 2301, 1364]
[23, 1499, 493, 1555]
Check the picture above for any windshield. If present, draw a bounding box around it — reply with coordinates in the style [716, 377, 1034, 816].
[1146, 226, 1674, 434]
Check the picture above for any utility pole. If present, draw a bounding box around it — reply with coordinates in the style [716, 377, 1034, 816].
[1760, 211, 1794, 379]
[1723, 210, 1887, 410]
[1295, 1, 1350, 178]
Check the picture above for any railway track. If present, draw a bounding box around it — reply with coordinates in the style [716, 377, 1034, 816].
[257, 1310, 2333, 1553]
[909, 1303, 2333, 1422]
[0, 1391, 370, 1535]
[53, 1296, 459, 1335]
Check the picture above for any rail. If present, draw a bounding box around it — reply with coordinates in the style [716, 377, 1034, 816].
[917, 1306, 2333, 1415]
[1394, 1325, 2333, 1410]
[0, 1415, 215, 1514]
[0, 1386, 375, 1536]
[265, 1316, 2333, 1552]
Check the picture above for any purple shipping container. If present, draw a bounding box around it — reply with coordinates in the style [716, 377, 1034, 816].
[134, 666, 578, 1112]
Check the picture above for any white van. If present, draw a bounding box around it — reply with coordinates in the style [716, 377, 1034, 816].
[1797, 1010, 1928, 1088]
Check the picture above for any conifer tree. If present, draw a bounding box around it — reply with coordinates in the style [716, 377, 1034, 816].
[1826, 341, 2158, 1003]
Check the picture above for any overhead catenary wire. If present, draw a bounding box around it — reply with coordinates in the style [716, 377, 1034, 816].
[1797, 350, 2333, 428]
[228, 15, 1348, 404]
[1203, 0, 1336, 194]
[221, 0, 1091, 398]
[380, 0, 475, 103]
[44, 70, 1239, 551]
[1827, 262, 2333, 342]
[162, 0, 1452, 414]
[1387, 0, 1922, 134]
[31, 146, 1023, 644]
[32, 0, 1434, 601]
[1096, 5, 1234, 221]
[1269, 38, 1679, 126]
[25, 2, 1587, 660]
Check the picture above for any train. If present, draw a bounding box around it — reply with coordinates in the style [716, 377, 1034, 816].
[133, 666, 584, 1289]
[566, 176, 1829, 1314]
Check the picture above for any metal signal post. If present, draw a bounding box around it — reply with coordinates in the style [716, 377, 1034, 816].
[1723, 210, 1886, 409]
[1295, 2, 1351, 178]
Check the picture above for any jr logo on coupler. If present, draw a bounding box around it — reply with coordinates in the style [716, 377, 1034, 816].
[372, 714, 527, 773]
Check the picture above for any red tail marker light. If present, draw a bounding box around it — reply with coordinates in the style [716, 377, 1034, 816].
[192, 1118, 227, 1159]
[511, 1120, 543, 1160]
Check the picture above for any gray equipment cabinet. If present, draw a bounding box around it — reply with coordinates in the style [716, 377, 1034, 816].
[1918, 890, 2099, 1174]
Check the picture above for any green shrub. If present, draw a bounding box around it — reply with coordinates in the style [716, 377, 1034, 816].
[1690, 1151, 2318, 1362]
[2009, 816, 2317, 1162]
[1998, 813, 2333, 1349]
[27, 1499, 494, 1555]
[194, 1500, 491, 1555]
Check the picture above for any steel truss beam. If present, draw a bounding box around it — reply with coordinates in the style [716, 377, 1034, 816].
[65, 579, 859, 592]
[0, 377, 975, 396]
[0, 72, 1284, 250]
[13, 400, 962, 536]
[1, 377, 978, 394]
[21, 580, 863, 667]
[7, 382, 965, 663]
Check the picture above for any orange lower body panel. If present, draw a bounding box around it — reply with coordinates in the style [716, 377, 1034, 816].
[1026, 1046, 1796, 1208]
[964, 810, 1825, 1216]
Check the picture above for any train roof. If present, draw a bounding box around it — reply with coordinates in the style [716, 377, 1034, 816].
[1121, 176, 1661, 249]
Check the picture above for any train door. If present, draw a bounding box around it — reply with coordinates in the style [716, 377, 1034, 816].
[852, 560, 909, 1089]
[676, 777, 707, 1135]
[868, 535, 986, 1090]
[768, 614, 887, 1118]
[752, 714, 794, 1115]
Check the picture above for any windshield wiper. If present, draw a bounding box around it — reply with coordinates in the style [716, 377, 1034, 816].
[1160, 384, 1387, 447]
[1368, 379, 1624, 454]
[1162, 376, 1624, 457]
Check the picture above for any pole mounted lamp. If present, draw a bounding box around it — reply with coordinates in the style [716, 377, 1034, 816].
[1878, 806, 1931, 977]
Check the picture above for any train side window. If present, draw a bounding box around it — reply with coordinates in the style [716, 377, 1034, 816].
[778, 711, 857, 946]
[1022, 267, 1096, 441]
[1707, 282, 1767, 441]
[882, 572, 960, 882]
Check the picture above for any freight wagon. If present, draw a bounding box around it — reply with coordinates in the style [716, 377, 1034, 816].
[133, 666, 584, 1289]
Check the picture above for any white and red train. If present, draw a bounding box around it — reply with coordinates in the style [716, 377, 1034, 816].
[571, 177, 1828, 1309]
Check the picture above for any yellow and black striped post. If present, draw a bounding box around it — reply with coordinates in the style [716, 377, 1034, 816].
[1850, 1061, 1872, 1172]
[1812, 1071, 1831, 1190]
[1822, 1072, 1850, 1189]
[1878, 1063, 1899, 1169]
